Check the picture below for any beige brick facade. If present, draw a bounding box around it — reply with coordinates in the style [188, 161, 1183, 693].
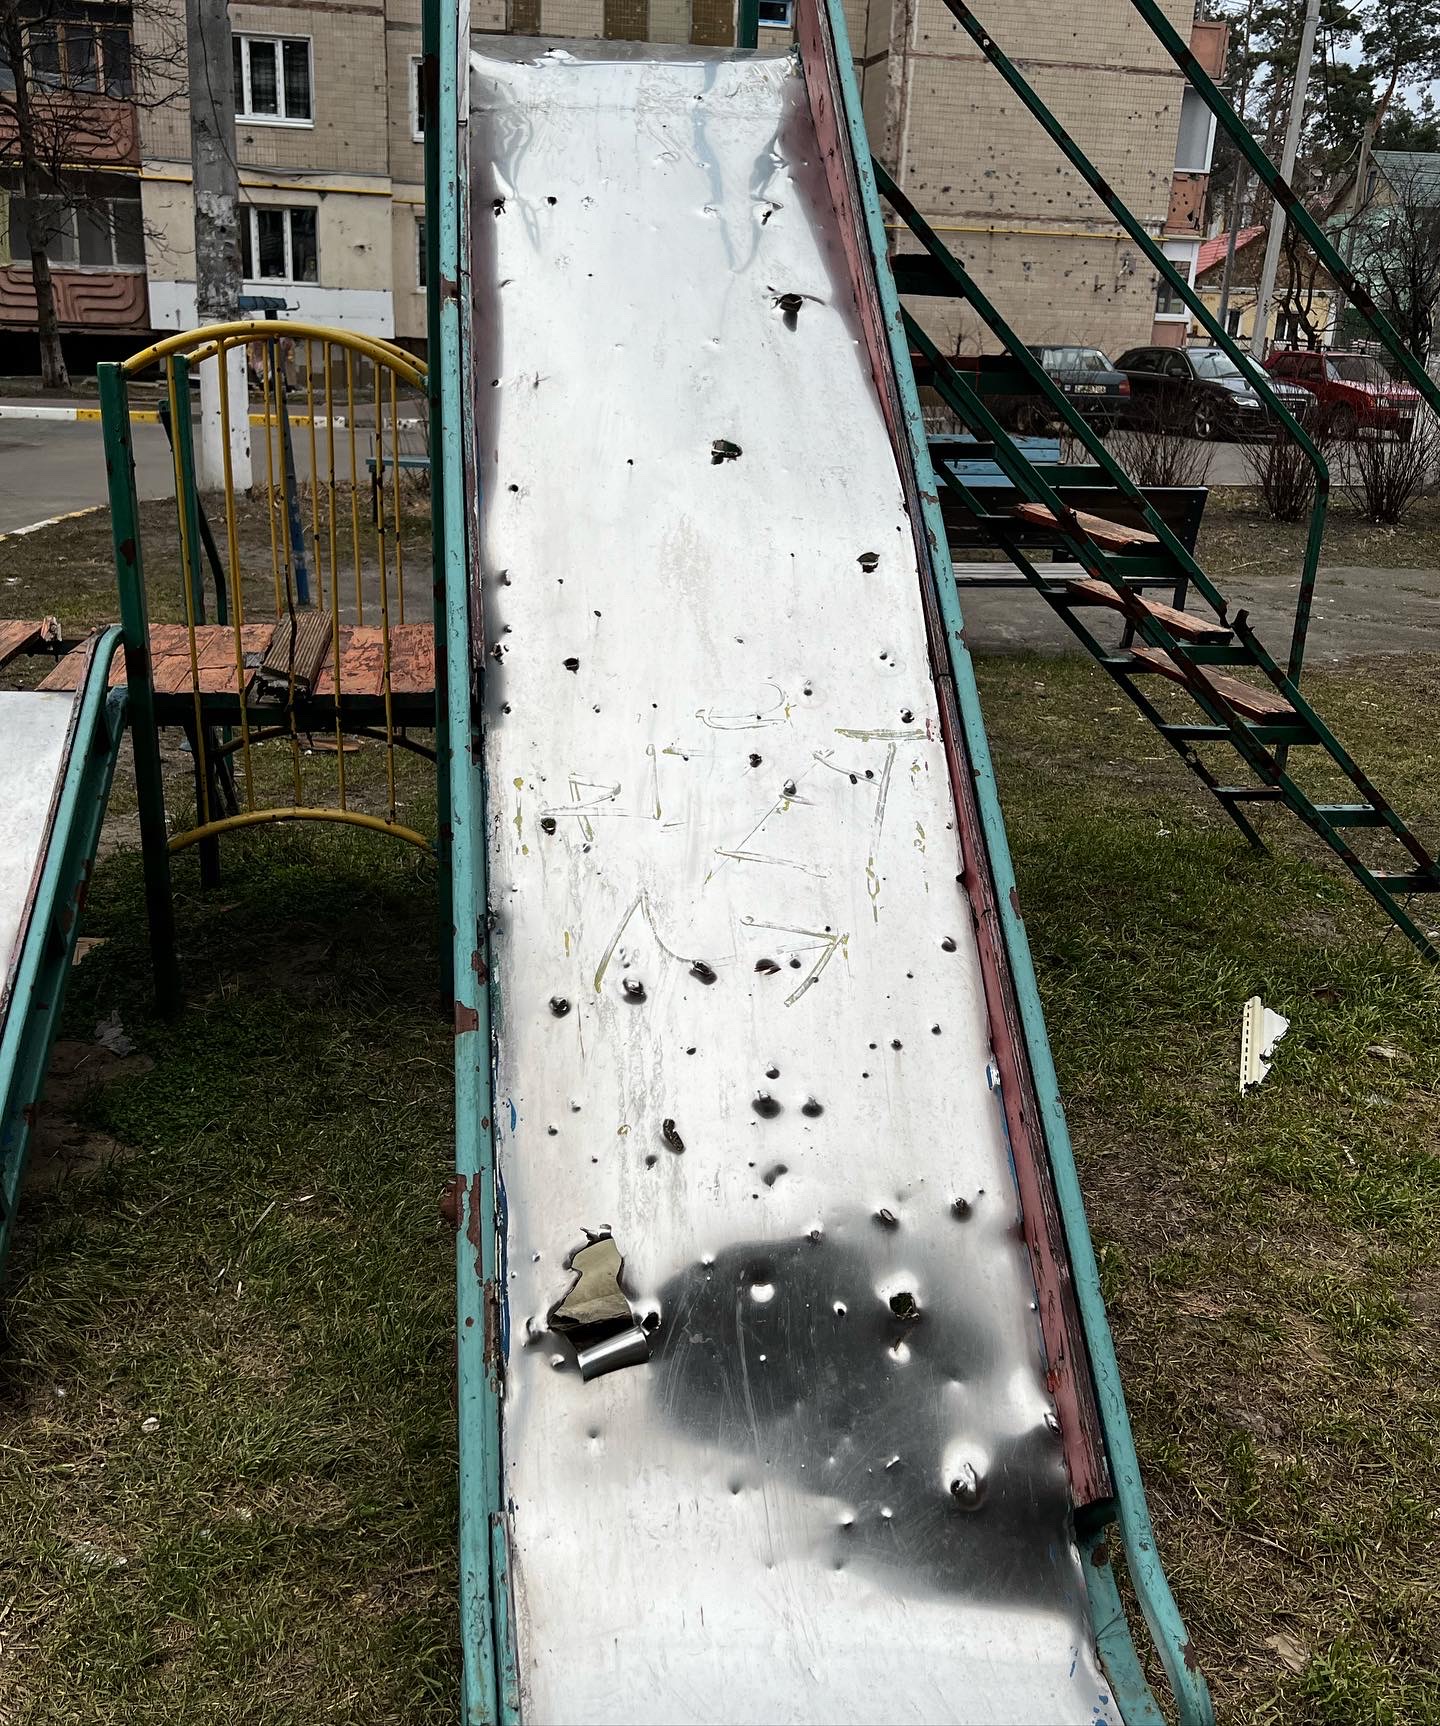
[882, 0, 1197, 357]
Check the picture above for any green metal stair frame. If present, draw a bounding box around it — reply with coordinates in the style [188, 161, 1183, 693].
[870, 13, 1440, 962]
[0, 629, 129, 1281]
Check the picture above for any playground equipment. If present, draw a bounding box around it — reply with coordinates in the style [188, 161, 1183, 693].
[1, 0, 1438, 1717]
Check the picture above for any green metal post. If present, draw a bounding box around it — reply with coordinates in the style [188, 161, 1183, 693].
[423, 0, 453, 1011]
[99, 363, 181, 1015]
[736, 0, 759, 48]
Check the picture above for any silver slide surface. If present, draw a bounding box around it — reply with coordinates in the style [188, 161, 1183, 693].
[1, 692, 80, 1014]
[471, 42, 1117, 1724]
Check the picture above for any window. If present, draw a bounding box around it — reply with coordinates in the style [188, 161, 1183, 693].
[7, 191, 144, 268]
[24, 8, 132, 96]
[1154, 239, 1196, 319]
[239, 206, 318, 283]
[757, 0, 794, 22]
[416, 214, 427, 288]
[1173, 87, 1216, 174]
[1162, 353, 1190, 380]
[410, 55, 426, 140]
[233, 35, 312, 124]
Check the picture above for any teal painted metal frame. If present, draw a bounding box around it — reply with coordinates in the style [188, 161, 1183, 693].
[820, 0, 1213, 1719]
[0, 629, 128, 1280]
[427, 0, 514, 1719]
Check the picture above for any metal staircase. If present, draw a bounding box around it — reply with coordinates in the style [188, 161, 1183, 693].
[871, 2, 1440, 962]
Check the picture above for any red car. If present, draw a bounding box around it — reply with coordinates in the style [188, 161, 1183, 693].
[1265, 349, 1420, 439]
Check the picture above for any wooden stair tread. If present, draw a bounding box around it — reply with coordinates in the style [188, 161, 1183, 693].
[38, 623, 436, 700]
[1127, 646, 1296, 721]
[1059, 578, 1231, 643]
[0, 619, 46, 668]
[1012, 502, 1160, 550]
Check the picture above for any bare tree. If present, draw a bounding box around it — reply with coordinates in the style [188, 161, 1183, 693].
[1356, 157, 1440, 361]
[0, 0, 182, 387]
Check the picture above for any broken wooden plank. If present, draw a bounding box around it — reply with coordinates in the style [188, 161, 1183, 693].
[1013, 501, 1160, 551]
[1059, 578, 1232, 644]
[0, 619, 45, 667]
[1127, 646, 1296, 720]
[251, 612, 332, 704]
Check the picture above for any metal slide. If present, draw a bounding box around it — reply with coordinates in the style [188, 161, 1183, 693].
[443, 4, 1209, 1721]
[0, 631, 127, 1274]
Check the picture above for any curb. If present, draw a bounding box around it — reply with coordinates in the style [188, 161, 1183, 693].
[0, 504, 105, 543]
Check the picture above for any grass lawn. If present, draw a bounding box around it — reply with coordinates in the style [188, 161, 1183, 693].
[2, 498, 1439, 1722]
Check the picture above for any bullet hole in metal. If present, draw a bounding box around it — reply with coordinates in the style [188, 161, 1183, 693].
[546, 1125, 558, 1137]
[493, 197, 506, 214]
[748, 752, 762, 767]
[875, 1207, 899, 1229]
[502, 702, 512, 713]
[879, 651, 888, 661]
[622, 976, 646, 1002]
[711, 438, 742, 464]
[774, 291, 804, 328]
[864, 768, 874, 779]
[546, 195, 557, 205]
[868, 1042, 877, 1050]
[498, 569, 511, 584]
[765, 1065, 780, 1079]
[931, 1024, 942, 1035]
[761, 1162, 788, 1187]
[949, 1464, 984, 1508]
[788, 956, 801, 969]
[1044, 1409, 1061, 1435]
[941, 936, 957, 952]
[755, 957, 780, 975]
[662, 1118, 685, 1154]
[562, 656, 580, 672]
[645, 1154, 658, 1167]
[508, 483, 519, 493]
[689, 960, 718, 985]
[861, 1070, 870, 1078]
[749, 1279, 775, 1303]
[685, 1045, 697, 1055]
[858, 551, 879, 571]
[889, 1291, 921, 1323]
[808, 1227, 823, 1244]
[891, 1038, 902, 1050]
[801, 1098, 824, 1118]
[549, 996, 571, 1017]
[833, 1300, 848, 1317]
[729, 1475, 744, 1495]
[782, 778, 796, 796]
[951, 1196, 972, 1219]
[571, 1101, 582, 1112]
[900, 708, 914, 723]
[539, 816, 557, 835]
[752, 1094, 782, 1119]
[884, 1454, 901, 1470]
[802, 682, 814, 697]
[641, 1309, 661, 1334]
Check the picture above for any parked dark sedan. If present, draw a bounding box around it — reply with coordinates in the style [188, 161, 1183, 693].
[1113, 345, 1314, 439]
[1000, 345, 1130, 435]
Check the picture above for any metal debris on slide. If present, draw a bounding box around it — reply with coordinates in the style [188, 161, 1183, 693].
[1239, 995, 1289, 1092]
[549, 1233, 651, 1382]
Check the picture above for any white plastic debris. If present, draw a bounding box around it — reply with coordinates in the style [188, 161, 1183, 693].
[1240, 996, 1289, 1092]
[140, 1416, 160, 1434]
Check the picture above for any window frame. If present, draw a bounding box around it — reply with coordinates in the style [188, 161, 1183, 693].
[756, 0, 794, 24]
[409, 54, 425, 141]
[415, 212, 427, 289]
[233, 33, 314, 128]
[239, 203, 319, 285]
[5, 187, 145, 271]
[23, 9, 133, 97]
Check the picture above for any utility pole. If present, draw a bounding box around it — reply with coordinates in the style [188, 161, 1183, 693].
[1217, 2, 1253, 338]
[1251, 0, 1322, 360]
[185, 0, 251, 489]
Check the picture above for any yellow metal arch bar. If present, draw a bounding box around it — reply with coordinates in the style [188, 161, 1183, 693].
[168, 808, 432, 853]
[125, 320, 426, 388]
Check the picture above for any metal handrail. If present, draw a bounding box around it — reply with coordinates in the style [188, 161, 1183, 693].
[935, 0, 1330, 688]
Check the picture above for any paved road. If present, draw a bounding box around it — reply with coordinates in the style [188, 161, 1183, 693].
[0, 418, 178, 532]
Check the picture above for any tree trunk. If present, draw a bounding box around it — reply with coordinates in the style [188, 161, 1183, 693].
[2, 6, 70, 389]
[25, 237, 69, 391]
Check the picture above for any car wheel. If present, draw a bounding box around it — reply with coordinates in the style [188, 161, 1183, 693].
[1329, 404, 1359, 439]
[1191, 400, 1217, 440]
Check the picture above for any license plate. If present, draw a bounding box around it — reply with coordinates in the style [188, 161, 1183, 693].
[1072, 383, 1106, 395]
